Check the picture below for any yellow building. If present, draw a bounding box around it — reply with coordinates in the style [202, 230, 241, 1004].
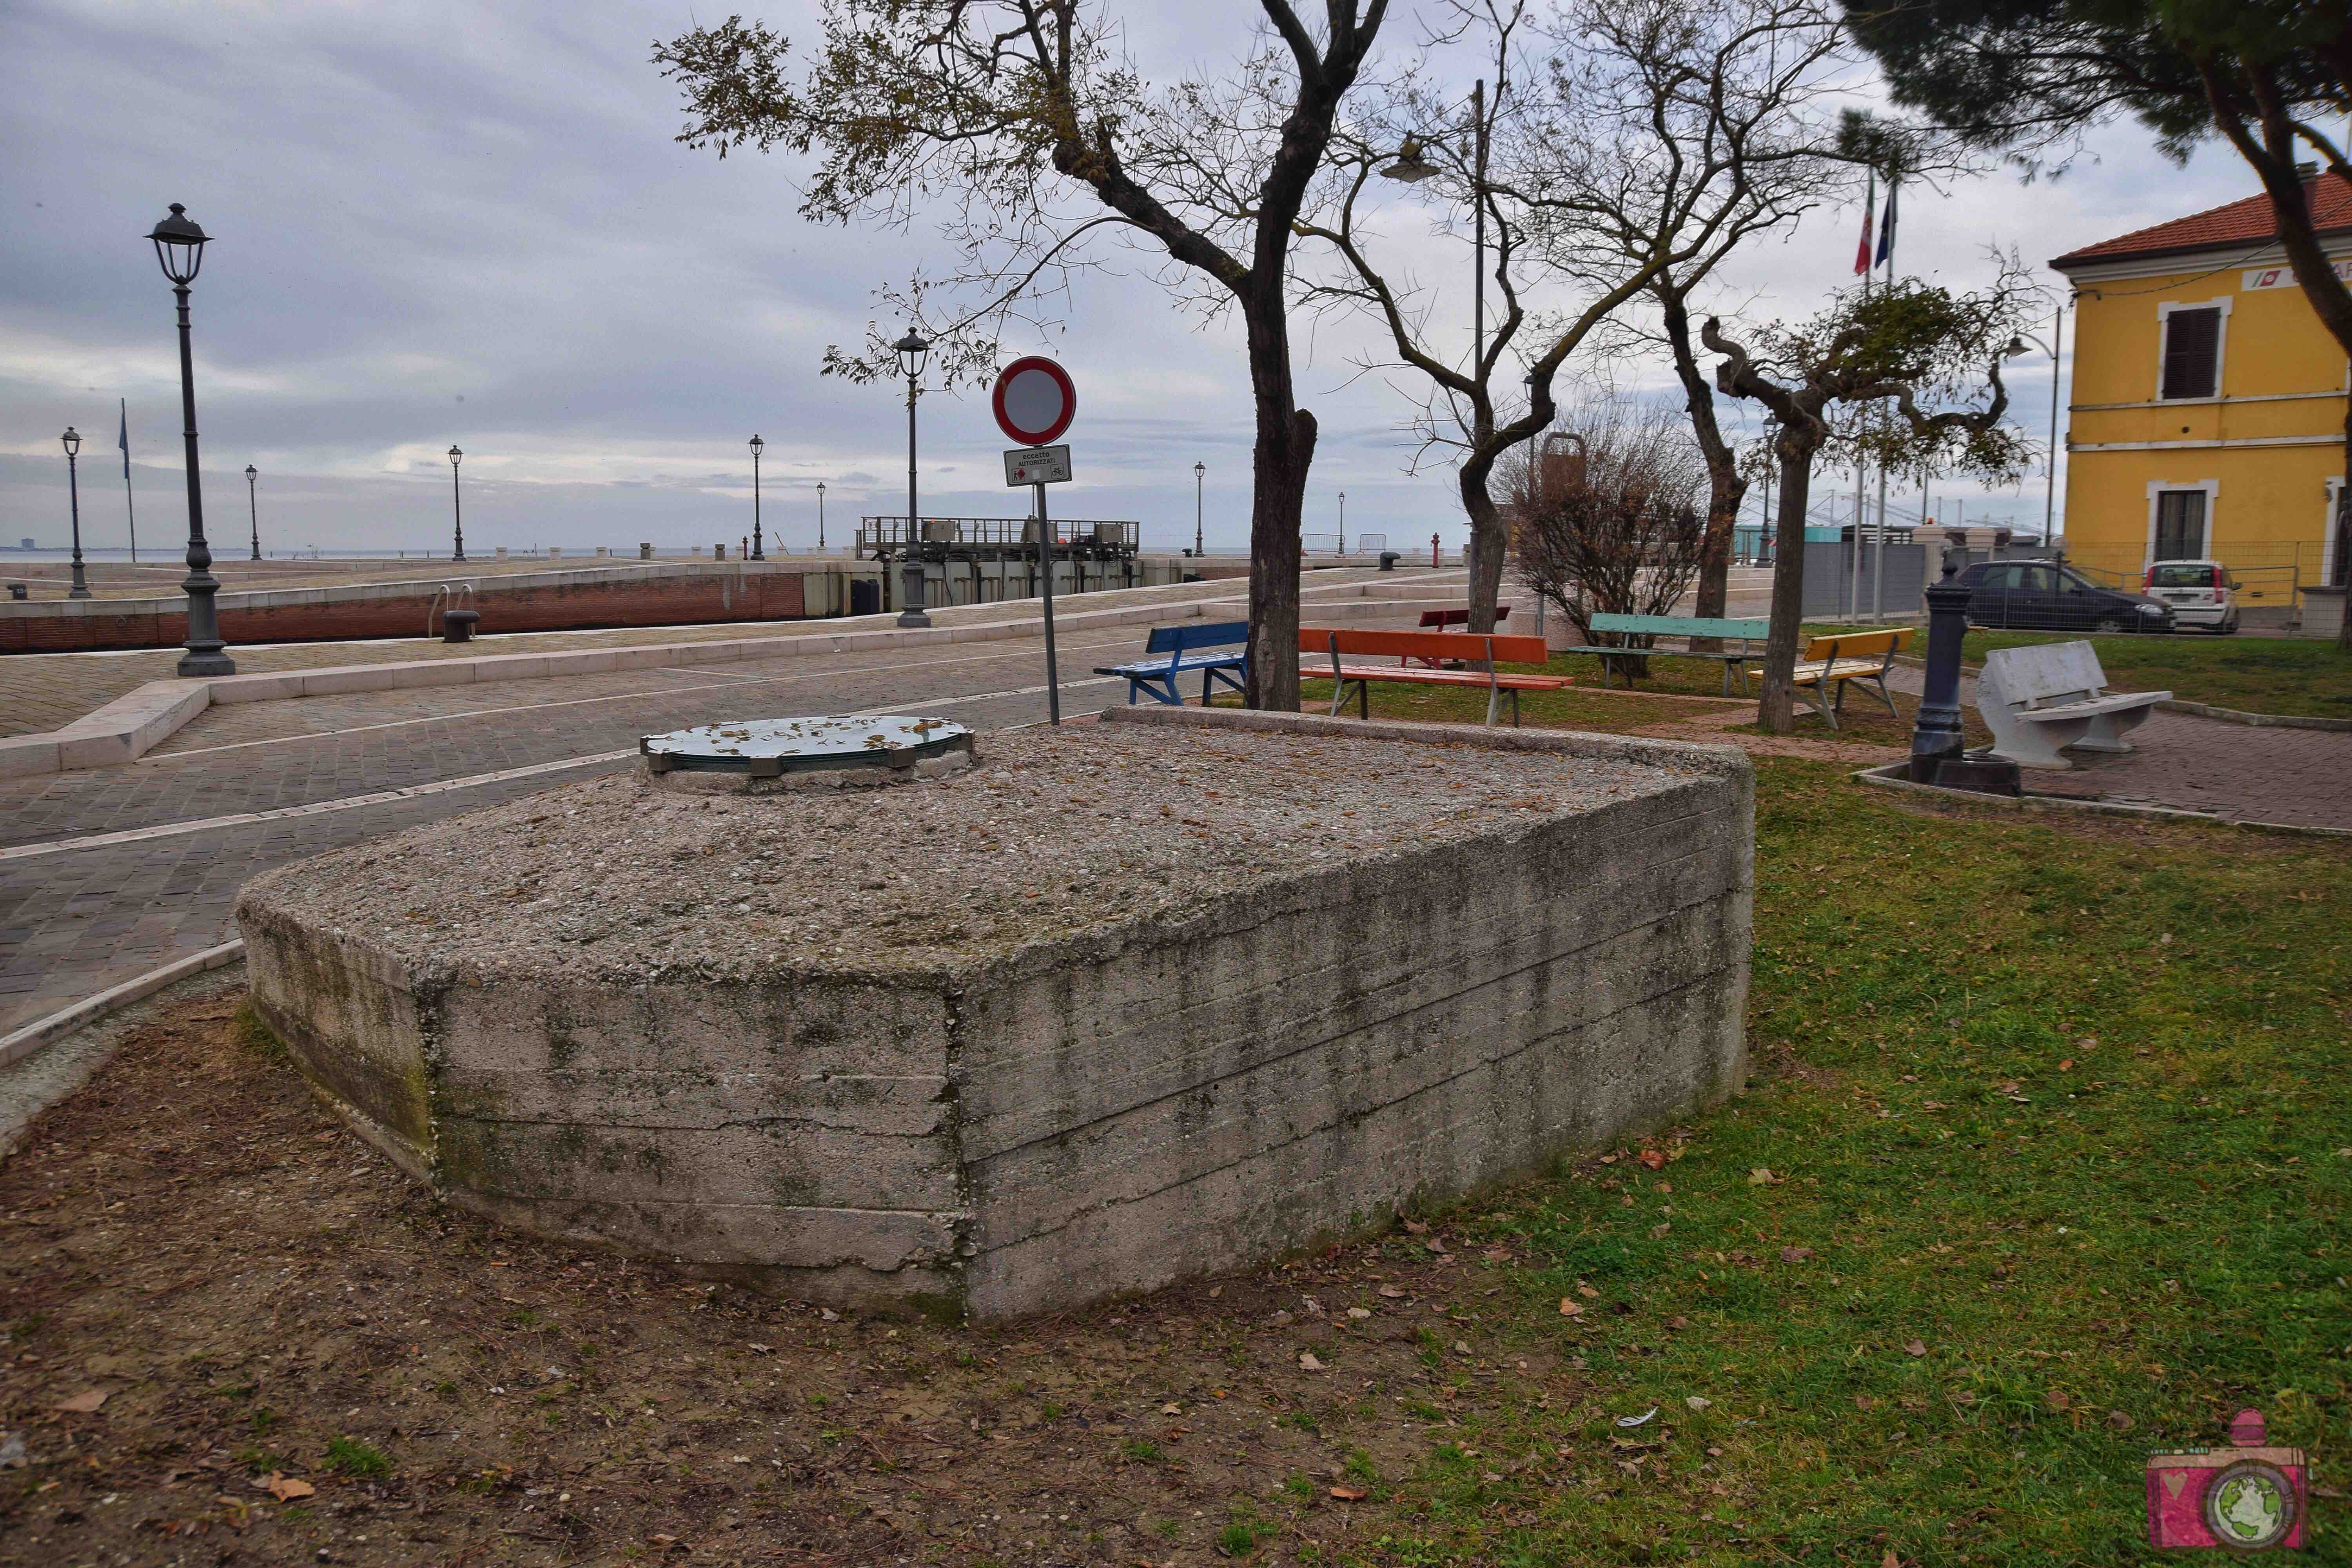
[2051, 172, 2350, 616]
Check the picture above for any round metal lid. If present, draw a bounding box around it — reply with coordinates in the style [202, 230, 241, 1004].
[640, 714, 972, 775]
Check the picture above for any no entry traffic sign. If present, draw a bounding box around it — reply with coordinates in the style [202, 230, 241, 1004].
[992, 356, 1076, 446]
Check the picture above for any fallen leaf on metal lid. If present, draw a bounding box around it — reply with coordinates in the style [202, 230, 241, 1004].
[1614, 1408, 1658, 1428]
[1328, 1484, 1368, 1501]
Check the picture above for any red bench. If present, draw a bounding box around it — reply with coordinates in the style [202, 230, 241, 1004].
[1300, 627, 1570, 726]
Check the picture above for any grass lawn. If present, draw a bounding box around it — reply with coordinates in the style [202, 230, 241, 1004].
[1960, 630, 2352, 720]
[5, 760, 2345, 1565]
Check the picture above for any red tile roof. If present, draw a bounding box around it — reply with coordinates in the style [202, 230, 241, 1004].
[2051, 172, 2352, 268]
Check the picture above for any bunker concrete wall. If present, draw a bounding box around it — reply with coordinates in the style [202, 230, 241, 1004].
[237, 710, 1751, 1318]
[954, 764, 1748, 1317]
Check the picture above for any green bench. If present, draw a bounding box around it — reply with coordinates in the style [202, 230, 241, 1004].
[1552, 613, 1771, 695]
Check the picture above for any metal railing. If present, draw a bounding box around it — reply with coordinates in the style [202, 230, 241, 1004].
[855, 516, 1139, 556]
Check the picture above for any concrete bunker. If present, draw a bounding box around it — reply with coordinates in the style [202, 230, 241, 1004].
[235, 706, 1754, 1319]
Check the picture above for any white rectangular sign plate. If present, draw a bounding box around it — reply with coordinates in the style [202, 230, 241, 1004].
[1004, 445, 1073, 486]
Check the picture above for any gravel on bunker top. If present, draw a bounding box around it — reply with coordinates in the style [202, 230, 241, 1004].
[237, 721, 1707, 981]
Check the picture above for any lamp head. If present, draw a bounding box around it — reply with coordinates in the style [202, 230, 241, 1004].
[61, 426, 81, 458]
[1380, 138, 1441, 184]
[147, 203, 209, 286]
[817, 480, 826, 494]
[893, 330, 931, 382]
[448, 445, 463, 467]
[245, 464, 257, 480]
[749, 434, 764, 456]
[1194, 461, 1205, 479]
[2003, 335, 2031, 358]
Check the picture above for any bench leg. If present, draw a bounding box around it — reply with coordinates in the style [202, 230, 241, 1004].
[1991, 714, 2092, 769]
[1797, 682, 1837, 731]
[1865, 673, 1899, 719]
[1510, 688, 1522, 727]
[1359, 679, 1370, 720]
[2073, 705, 2154, 754]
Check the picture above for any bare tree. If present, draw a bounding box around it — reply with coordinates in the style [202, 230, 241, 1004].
[1506, 402, 1710, 676]
[1290, 0, 1857, 633]
[1703, 270, 2038, 730]
[653, 2, 1391, 710]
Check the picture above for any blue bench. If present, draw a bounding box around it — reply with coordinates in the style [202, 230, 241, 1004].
[1553, 613, 1770, 695]
[1094, 621, 1250, 706]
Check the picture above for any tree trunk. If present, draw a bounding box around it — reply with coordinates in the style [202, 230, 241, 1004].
[1660, 290, 1745, 650]
[1243, 301, 1311, 710]
[1756, 428, 1817, 734]
[1459, 454, 1508, 637]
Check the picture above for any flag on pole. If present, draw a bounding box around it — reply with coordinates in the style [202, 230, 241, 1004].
[1853, 172, 1875, 276]
[118, 398, 138, 564]
[1875, 177, 1898, 269]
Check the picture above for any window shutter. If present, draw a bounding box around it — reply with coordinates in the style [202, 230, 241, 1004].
[2161, 308, 2221, 399]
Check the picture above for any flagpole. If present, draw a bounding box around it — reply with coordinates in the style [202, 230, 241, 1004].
[1852, 168, 1872, 622]
[120, 399, 138, 565]
[1872, 172, 1896, 624]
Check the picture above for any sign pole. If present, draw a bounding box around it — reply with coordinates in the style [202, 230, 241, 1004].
[1035, 480, 1060, 725]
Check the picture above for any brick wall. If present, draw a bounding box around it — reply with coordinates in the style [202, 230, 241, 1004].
[0, 568, 815, 653]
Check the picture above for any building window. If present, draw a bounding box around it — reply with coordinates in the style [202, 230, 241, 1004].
[2159, 305, 2222, 399]
[2154, 489, 2207, 560]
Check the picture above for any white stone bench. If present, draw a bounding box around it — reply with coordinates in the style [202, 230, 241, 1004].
[1978, 641, 2171, 769]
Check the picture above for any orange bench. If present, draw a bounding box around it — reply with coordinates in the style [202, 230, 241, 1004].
[1300, 627, 1570, 727]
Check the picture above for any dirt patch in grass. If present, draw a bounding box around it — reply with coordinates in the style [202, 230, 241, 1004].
[0, 996, 1676, 1567]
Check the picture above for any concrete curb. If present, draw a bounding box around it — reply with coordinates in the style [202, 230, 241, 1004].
[0, 940, 247, 1072]
[0, 577, 1458, 780]
[2156, 699, 2352, 731]
[1849, 762, 2352, 838]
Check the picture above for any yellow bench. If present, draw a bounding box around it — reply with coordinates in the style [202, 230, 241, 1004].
[1748, 627, 1915, 730]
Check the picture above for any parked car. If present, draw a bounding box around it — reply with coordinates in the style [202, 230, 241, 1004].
[2141, 558, 2241, 633]
[1955, 560, 2176, 633]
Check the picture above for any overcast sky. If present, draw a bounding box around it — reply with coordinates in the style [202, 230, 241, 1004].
[0, 0, 2267, 559]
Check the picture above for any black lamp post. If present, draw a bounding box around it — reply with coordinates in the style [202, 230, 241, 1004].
[448, 445, 466, 561]
[149, 203, 233, 676]
[748, 435, 766, 559]
[816, 480, 826, 552]
[893, 329, 932, 628]
[60, 427, 91, 599]
[245, 464, 260, 560]
[1193, 461, 1205, 557]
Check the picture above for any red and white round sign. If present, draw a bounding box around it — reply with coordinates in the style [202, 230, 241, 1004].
[991, 356, 1076, 447]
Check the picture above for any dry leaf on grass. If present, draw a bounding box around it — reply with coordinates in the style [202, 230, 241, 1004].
[1748, 1167, 1778, 1185]
[1903, 1339, 1928, 1357]
[1401, 1219, 1430, 1235]
[52, 1389, 109, 1413]
[1882, 1551, 1902, 1568]
[1637, 1149, 1666, 1170]
[2107, 1409, 2135, 1432]
[1328, 1484, 1368, 1501]
[1780, 1247, 1813, 1263]
[261, 1473, 314, 1502]
[1378, 1285, 1408, 1299]
[1298, 1352, 1325, 1372]
[1558, 1298, 1584, 1317]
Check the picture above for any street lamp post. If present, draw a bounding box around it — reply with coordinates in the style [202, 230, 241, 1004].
[149, 203, 233, 676]
[245, 464, 260, 560]
[893, 329, 932, 628]
[748, 435, 766, 559]
[816, 480, 827, 552]
[2005, 308, 2067, 546]
[448, 445, 466, 561]
[1338, 490, 1347, 555]
[60, 427, 91, 599]
[1193, 461, 1205, 557]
